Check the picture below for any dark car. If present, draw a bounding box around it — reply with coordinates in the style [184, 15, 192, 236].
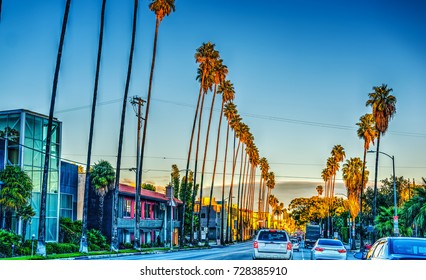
[252, 229, 293, 260]
[354, 237, 426, 260]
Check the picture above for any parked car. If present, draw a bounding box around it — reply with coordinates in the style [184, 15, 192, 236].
[291, 238, 300, 252]
[354, 237, 426, 260]
[310, 238, 347, 260]
[252, 229, 293, 260]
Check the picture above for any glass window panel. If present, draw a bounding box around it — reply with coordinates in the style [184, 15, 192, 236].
[34, 117, 43, 140]
[25, 115, 35, 139]
[31, 192, 41, 216]
[46, 217, 58, 242]
[47, 193, 58, 217]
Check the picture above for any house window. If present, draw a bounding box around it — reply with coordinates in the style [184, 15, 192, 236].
[123, 199, 132, 218]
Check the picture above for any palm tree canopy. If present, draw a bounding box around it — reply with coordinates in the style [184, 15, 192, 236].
[91, 160, 115, 196]
[0, 166, 33, 211]
[366, 83, 397, 134]
[149, 0, 176, 22]
[356, 113, 378, 150]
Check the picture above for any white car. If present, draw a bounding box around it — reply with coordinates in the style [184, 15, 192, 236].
[252, 229, 293, 260]
[291, 238, 300, 252]
[310, 238, 347, 260]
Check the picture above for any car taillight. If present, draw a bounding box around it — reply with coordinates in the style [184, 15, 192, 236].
[338, 249, 346, 253]
[254, 241, 258, 248]
[315, 247, 324, 252]
[287, 242, 292, 250]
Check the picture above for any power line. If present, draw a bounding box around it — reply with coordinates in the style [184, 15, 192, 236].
[55, 97, 426, 138]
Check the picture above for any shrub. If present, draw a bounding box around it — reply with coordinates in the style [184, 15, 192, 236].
[87, 229, 108, 250]
[0, 230, 21, 258]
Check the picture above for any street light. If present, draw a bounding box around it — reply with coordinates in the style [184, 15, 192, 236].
[367, 150, 399, 236]
[31, 234, 35, 257]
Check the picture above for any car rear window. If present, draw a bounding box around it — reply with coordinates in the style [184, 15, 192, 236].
[318, 239, 343, 246]
[258, 231, 288, 241]
[392, 239, 426, 256]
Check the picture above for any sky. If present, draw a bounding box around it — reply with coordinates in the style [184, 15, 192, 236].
[1, 0, 425, 208]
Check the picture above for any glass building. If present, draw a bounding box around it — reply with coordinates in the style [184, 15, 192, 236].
[0, 109, 62, 241]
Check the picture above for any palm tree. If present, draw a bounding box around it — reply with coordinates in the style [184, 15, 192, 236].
[37, 0, 71, 257]
[356, 113, 377, 247]
[316, 185, 323, 196]
[199, 58, 227, 243]
[401, 180, 426, 237]
[342, 157, 368, 249]
[80, 0, 107, 254]
[366, 83, 397, 239]
[268, 194, 278, 228]
[0, 166, 33, 230]
[111, 0, 139, 252]
[185, 42, 218, 243]
[16, 204, 35, 243]
[205, 79, 233, 242]
[91, 160, 115, 231]
[220, 101, 238, 243]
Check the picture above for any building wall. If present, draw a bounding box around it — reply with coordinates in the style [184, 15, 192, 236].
[0, 109, 62, 242]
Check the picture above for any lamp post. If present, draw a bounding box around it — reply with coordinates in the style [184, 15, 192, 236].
[368, 150, 398, 236]
[31, 234, 35, 257]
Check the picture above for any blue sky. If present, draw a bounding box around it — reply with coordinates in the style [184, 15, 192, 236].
[1, 0, 425, 207]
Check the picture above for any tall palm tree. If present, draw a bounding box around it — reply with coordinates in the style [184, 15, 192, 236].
[356, 113, 377, 247]
[137, 0, 175, 247]
[199, 58, 227, 243]
[37, 0, 71, 257]
[268, 194, 278, 228]
[220, 101, 238, 243]
[111, 0, 138, 252]
[80, 0, 107, 254]
[186, 42, 218, 243]
[206, 79, 234, 241]
[366, 83, 397, 239]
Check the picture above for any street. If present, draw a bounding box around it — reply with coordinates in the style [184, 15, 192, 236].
[100, 240, 358, 260]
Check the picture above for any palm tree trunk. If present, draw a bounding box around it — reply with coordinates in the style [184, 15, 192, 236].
[181, 87, 202, 246]
[200, 86, 218, 244]
[99, 195, 105, 230]
[220, 123, 229, 245]
[227, 138, 240, 242]
[111, 0, 138, 251]
[372, 133, 381, 242]
[206, 100, 224, 244]
[80, 0, 106, 254]
[359, 146, 367, 248]
[37, 0, 71, 257]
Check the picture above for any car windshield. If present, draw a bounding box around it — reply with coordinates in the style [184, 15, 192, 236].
[258, 231, 287, 241]
[317, 239, 342, 246]
[392, 239, 426, 256]
[291, 239, 298, 243]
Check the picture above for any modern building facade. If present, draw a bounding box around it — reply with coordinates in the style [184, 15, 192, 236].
[0, 109, 62, 242]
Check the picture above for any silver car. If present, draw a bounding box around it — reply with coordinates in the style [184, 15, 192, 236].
[310, 238, 347, 260]
[252, 229, 293, 260]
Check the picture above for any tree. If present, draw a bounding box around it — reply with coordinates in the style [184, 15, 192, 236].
[111, 0, 138, 252]
[16, 204, 35, 242]
[80, 0, 107, 254]
[366, 83, 397, 240]
[139, 0, 175, 246]
[206, 79, 234, 243]
[37, 0, 71, 257]
[0, 166, 33, 230]
[91, 160, 115, 231]
[356, 113, 377, 247]
[171, 164, 180, 196]
[200, 58, 228, 244]
[342, 157, 368, 249]
[401, 179, 426, 237]
[184, 42, 218, 244]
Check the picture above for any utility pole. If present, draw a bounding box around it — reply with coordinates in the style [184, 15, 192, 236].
[130, 96, 145, 249]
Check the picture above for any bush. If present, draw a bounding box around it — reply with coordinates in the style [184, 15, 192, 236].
[46, 242, 79, 254]
[87, 229, 108, 250]
[0, 230, 21, 258]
